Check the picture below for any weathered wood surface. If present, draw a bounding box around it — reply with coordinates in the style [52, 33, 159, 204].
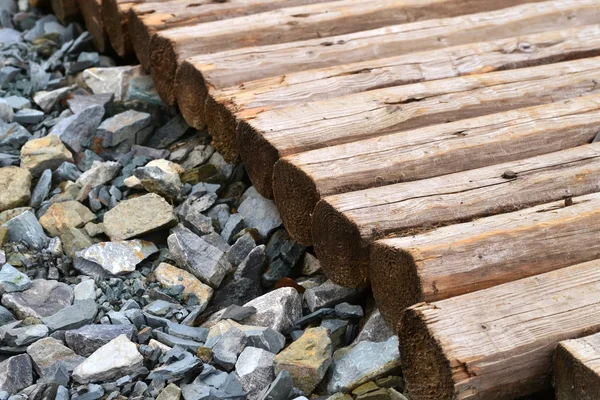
[78, 0, 107, 52]
[555, 333, 600, 400]
[273, 95, 600, 245]
[50, 0, 79, 23]
[206, 24, 600, 164]
[102, 0, 139, 57]
[399, 258, 600, 400]
[371, 192, 600, 329]
[128, 0, 335, 71]
[239, 56, 600, 198]
[175, 0, 600, 137]
[312, 144, 600, 288]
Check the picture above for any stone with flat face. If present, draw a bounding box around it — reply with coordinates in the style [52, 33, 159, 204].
[0, 167, 31, 213]
[0, 354, 33, 394]
[1, 279, 73, 319]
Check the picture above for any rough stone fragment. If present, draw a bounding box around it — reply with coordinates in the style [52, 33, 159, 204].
[302, 253, 322, 276]
[27, 337, 84, 381]
[0, 305, 15, 326]
[74, 279, 96, 302]
[326, 337, 401, 393]
[32, 86, 74, 113]
[50, 105, 104, 152]
[211, 278, 262, 310]
[76, 161, 121, 188]
[0, 122, 31, 149]
[153, 263, 213, 310]
[146, 114, 190, 149]
[221, 305, 256, 322]
[20, 135, 73, 177]
[62, 227, 96, 261]
[1, 210, 48, 248]
[166, 321, 208, 343]
[65, 324, 134, 357]
[221, 214, 244, 244]
[243, 288, 302, 333]
[148, 347, 201, 382]
[82, 66, 143, 101]
[304, 280, 364, 312]
[72, 335, 144, 383]
[95, 110, 152, 153]
[235, 347, 275, 400]
[103, 193, 176, 241]
[0, 99, 14, 122]
[156, 383, 181, 400]
[30, 169, 51, 208]
[67, 93, 114, 114]
[212, 327, 248, 371]
[234, 245, 266, 282]
[13, 109, 44, 125]
[154, 331, 202, 353]
[226, 233, 256, 267]
[3, 96, 30, 110]
[237, 187, 282, 238]
[53, 162, 81, 182]
[1, 279, 73, 319]
[257, 370, 293, 400]
[134, 165, 182, 199]
[0, 354, 33, 395]
[76, 240, 158, 275]
[244, 328, 285, 355]
[3, 323, 48, 346]
[0, 264, 31, 292]
[0, 167, 31, 212]
[39, 201, 96, 236]
[42, 299, 97, 332]
[274, 328, 332, 394]
[168, 226, 231, 288]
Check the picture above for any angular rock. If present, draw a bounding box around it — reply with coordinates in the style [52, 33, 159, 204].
[3, 96, 30, 110]
[75, 240, 158, 275]
[73, 279, 96, 302]
[134, 165, 182, 199]
[243, 288, 302, 333]
[0, 167, 31, 212]
[42, 299, 97, 332]
[166, 321, 208, 343]
[67, 93, 114, 114]
[234, 245, 266, 282]
[154, 331, 202, 353]
[0, 354, 32, 395]
[27, 337, 85, 381]
[0, 264, 31, 292]
[334, 303, 363, 320]
[62, 227, 96, 261]
[1, 210, 48, 249]
[180, 145, 214, 170]
[221, 305, 256, 323]
[72, 335, 144, 383]
[2, 323, 48, 347]
[148, 347, 201, 382]
[237, 187, 282, 238]
[39, 201, 96, 236]
[53, 162, 81, 182]
[1, 279, 73, 319]
[32, 86, 74, 113]
[0, 305, 15, 326]
[20, 135, 73, 177]
[65, 324, 134, 357]
[0, 99, 14, 122]
[304, 280, 364, 313]
[302, 253, 321, 276]
[274, 328, 332, 394]
[244, 328, 285, 355]
[168, 226, 231, 288]
[146, 114, 190, 149]
[153, 263, 213, 310]
[50, 105, 104, 152]
[235, 347, 275, 400]
[156, 383, 181, 400]
[30, 169, 51, 208]
[13, 109, 44, 125]
[326, 337, 401, 393]
[257, 370, 293, 400]
[95, 110, 152, 154]
[227, 233, 256, 267]
[221, 214, 244, 244]
[82, 66, 143, 102]
[103, 193, 176, 241]
[0, 122, 31, 150]
[76, 160, 121, 188]
[212, 327, 248, 371]
[211, 278, 262, 310]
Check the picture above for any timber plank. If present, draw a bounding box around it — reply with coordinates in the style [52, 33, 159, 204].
[50, 0, 79, 23]
[175, 0, 599, 140]
[238, 56, 600, 198]
[554, 333, 600, 400]
[206, 24, 600, 164]
[312, 143, 600, 288]
[159, 0, 551, 106]
[273, 94, 600, 245]
[399, 258, 600, 400]
[370, 191, 600, 328]
[78, 0, 107, 52]
[128, 0, 335, 71]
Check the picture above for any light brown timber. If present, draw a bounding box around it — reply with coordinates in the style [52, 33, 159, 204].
[175, 0, 600, 139]
[206, 24, 600, 163]
[312, 143, 600, 288]
[103, 0, 158, 57]
[78, 0, 107, 52]
[399, 258, 600, 400]
[273, 95, 600, 245]
[128, 0, 336, 71]
[239, 56, 600, 198]
[371, 192, 600, 329]
[554, 333, 600, 400]
[50, 0, 79, 23]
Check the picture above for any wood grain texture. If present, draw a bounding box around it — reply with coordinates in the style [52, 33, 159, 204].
[175, 0, 599, 138]
[239, 56, 600, 198]
[555, 333, 600, 400]
[312, 143, 600, 288]
[206, 24, 600, 165]
[50, 0, 79, 23]
[371, 192, 600, 329]
[102, 0, 141, 57]
[274, 94, 600, 245]
[400, 258, 600, 400]
[128, 0, 332, 71]
[78, 0, 107, 52]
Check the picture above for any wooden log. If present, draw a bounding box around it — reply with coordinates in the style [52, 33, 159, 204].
[312, 143, 600, 288]
[128, 0, 334, 72]
[273, 94, 600, 245]
[158, 0, 549, 106]
[78, 0, 107, 52]
[239, 56, 600, 198]
[102, 0, 137, 57]
[399, 258, 600, 400]
[554, 333, 600, 400]
[50, 0, 79, 23]
[175, 0, 599, 140]
[370, 191, 600, 329]
[206, 24, 600, 162]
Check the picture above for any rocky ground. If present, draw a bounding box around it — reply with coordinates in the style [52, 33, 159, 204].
[0, 2, 405, 400]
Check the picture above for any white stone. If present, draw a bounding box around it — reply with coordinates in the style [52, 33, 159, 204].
[243, 288, 302, 333]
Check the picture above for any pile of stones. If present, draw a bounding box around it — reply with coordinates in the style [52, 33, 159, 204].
[0, 2, 404, 399]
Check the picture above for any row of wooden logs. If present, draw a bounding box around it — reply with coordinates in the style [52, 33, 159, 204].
[45, 0, 600, 397]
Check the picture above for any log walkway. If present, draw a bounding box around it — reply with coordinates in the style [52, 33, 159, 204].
[54, 0, 600, 398]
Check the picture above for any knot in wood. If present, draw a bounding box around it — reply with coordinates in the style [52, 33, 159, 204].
[501, 170, 518, 179]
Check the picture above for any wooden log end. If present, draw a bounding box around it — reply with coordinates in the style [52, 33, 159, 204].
[205, 92, 240, 163]
[369, 240, 423, 329]
[312, 199, 369, 288]
[237, 120, 280, 199]
[149, 34, 179, 106]
[272, 158, 321, 246]
[102, 0, 131, 57]
[399, 304, 455, 400]
[174, 60, 209, 129]
[127, 9, 152, 71]
[78, 0, 106, 52]
[50, 0, 79, 24]
[554, 338, 600, 400]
